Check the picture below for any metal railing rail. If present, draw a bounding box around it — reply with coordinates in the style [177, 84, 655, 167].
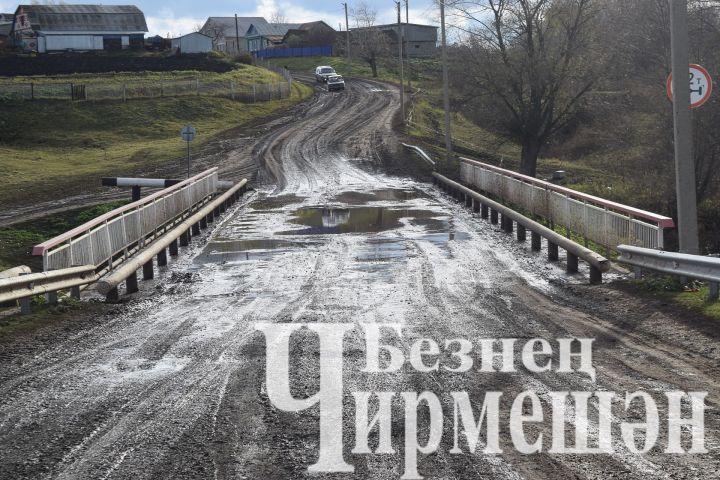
[402, 143, 435, 166]
[97, 179, 248, 300]
[459, 157, 674, 250]
[33, 168, 220, 272]
[0, 265, 97, 304]
[617, 245, 720, 300]
[434, 173, 610, 284]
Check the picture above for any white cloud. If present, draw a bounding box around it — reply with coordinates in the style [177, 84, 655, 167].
[146, 8, 203, 37]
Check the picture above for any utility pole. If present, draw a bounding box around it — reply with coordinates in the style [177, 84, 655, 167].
[440, 0, 453, 168]
[343, 3, 350, 60]
[234, 14, 240, 53]
[405, 0, 411, 90]
[669, 0, 700, 254]
[397, 1, 405, 123]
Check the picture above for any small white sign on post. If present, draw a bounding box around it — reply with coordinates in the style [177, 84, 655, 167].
[667, 64, 713, 108]
[181, 125, 197, 178]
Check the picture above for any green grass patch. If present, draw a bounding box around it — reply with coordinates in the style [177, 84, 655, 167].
[0, 63, 281, 86]
[0, 80, 312, 206]
[628, 276, 720, 321]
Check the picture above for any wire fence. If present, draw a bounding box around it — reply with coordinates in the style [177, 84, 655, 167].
[0, 77, 294, 103]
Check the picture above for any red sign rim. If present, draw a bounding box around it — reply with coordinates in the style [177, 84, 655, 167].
[666, 63, 713, 108]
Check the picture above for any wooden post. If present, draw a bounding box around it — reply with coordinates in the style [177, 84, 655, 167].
[567, 252, 579, 273]
[158, 248, 168, 266]
[490, 209, 498, 224]
[517, 224, 526, 242]
[126, 271, 139, 294]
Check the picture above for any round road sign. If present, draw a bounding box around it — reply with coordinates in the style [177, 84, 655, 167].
[180, 125, 197, 142]
[667, 64, 713, 108]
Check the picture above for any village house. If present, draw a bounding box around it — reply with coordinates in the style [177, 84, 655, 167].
[282, 21, 337, 48]
[201, 16, 269, 53]
[11, 4, 147, 53]
[246, 23, 301, 52]
[352, 22, 438, 58]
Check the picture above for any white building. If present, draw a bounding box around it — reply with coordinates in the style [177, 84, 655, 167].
[11, 4, 148, 53]
[171, 32, 212, 54]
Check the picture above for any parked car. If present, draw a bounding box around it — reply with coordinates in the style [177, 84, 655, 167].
[315, 66, 336, 82]
[327, 75, 345, 92]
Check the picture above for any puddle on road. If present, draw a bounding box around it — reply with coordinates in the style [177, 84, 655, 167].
[279, 206, 447, 235]
[197, 238, 322, 263]
[334, 188, 424, 205]
[250, 194, 305, 211]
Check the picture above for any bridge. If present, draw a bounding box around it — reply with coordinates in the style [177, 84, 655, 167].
[0, 75, 718, 479]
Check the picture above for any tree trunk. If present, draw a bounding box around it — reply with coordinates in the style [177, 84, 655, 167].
[520, 138, 541, 177]
[370, 59, 378, 78]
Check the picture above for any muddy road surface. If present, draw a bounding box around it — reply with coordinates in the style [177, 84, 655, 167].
[0, 77, 719, 480]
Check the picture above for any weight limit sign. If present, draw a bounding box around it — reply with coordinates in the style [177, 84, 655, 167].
[667, 63, 713, 108]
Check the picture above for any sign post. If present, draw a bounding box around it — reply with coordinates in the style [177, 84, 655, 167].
[180, 125, 197, 179]
[668, 0, 701, 255]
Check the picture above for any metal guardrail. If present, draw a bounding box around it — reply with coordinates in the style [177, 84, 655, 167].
[33, 168, 220, 272]
[434, 173, 610, 284]
[402, 143, 436, 166]
[459, 157, 674, 250]
[97, 179, 248, 300]
[617, 245, 720, 300]
[0, 265, 97, 311]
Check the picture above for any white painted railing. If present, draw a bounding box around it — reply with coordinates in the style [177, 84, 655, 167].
[33, 168, 219, 271]
[460, 158, 675, 250]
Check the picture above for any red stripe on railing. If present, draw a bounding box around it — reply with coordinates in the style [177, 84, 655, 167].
[460, 157, 675, 228]
[32, 168, 219, 256]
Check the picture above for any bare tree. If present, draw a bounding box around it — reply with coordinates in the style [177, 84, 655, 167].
[452, 0, 598, 176]
[201, 20, 226, 50]
[270, 10, 288, 24]
[351, 3, 391, 78]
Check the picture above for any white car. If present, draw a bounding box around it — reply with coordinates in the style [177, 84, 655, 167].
[315, 66, 336, 82]
[327, 75, 345, 91]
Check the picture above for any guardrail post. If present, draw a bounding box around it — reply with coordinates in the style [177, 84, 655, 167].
[20, 296, 32, 314]
[200, 217, 208, 229]
[71, 286, 81, 299]
[567, 252, 579, 273]
[192, 223, 201, 236]
[590, 266, 602, 285]
[634, 267, 643, 279]
[531, 232, 542, 251]
[517, 225, 526, 242]
[126, 271, 139, 294]
[472, 200, 480, 213]
[548, 241, 559, 261]
[465, 195, 472, 207]
[47, 291, 58, 305]
[169, 239, 179, 256]
[180, 230, 190, 247]
[504, 217, 514, 234]
[207, 211, 214, 223]
[158, 248, 168, 266]
[143, 260, 154, 280]
[490, 209, 498, 224]
[709, 282, 719, 301]
[481, 204, 489, 219]
[106, 287, 119, 302]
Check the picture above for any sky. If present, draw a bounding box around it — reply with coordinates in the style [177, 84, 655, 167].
[0, 0, 442, 37]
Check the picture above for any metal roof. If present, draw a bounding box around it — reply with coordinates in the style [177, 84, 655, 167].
[202, 16, 268, 38]
[248, 23, 300, 37]
[15, 4, 148, 33]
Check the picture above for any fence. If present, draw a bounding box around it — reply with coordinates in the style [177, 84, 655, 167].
[33, 168, 220, 272]
[253, 46, 332, 59]
[459, 158, 675, 250]
[0, 78, 293, 102]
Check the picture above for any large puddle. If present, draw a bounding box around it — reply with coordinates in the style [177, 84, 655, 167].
[199, 187, 471, 264]
[279, 206, 446, 235]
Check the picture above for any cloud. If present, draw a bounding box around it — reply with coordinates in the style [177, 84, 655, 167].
[146, 8, 203, 37]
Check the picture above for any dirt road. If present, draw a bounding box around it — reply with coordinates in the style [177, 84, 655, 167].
[0, 77, 718, 480]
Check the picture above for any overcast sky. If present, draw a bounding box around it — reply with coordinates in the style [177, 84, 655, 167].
[0, 0, 442, 37]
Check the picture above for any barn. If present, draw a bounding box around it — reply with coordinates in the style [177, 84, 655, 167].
[171, 32, 212, 54]
[11, 4, 148, 53]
